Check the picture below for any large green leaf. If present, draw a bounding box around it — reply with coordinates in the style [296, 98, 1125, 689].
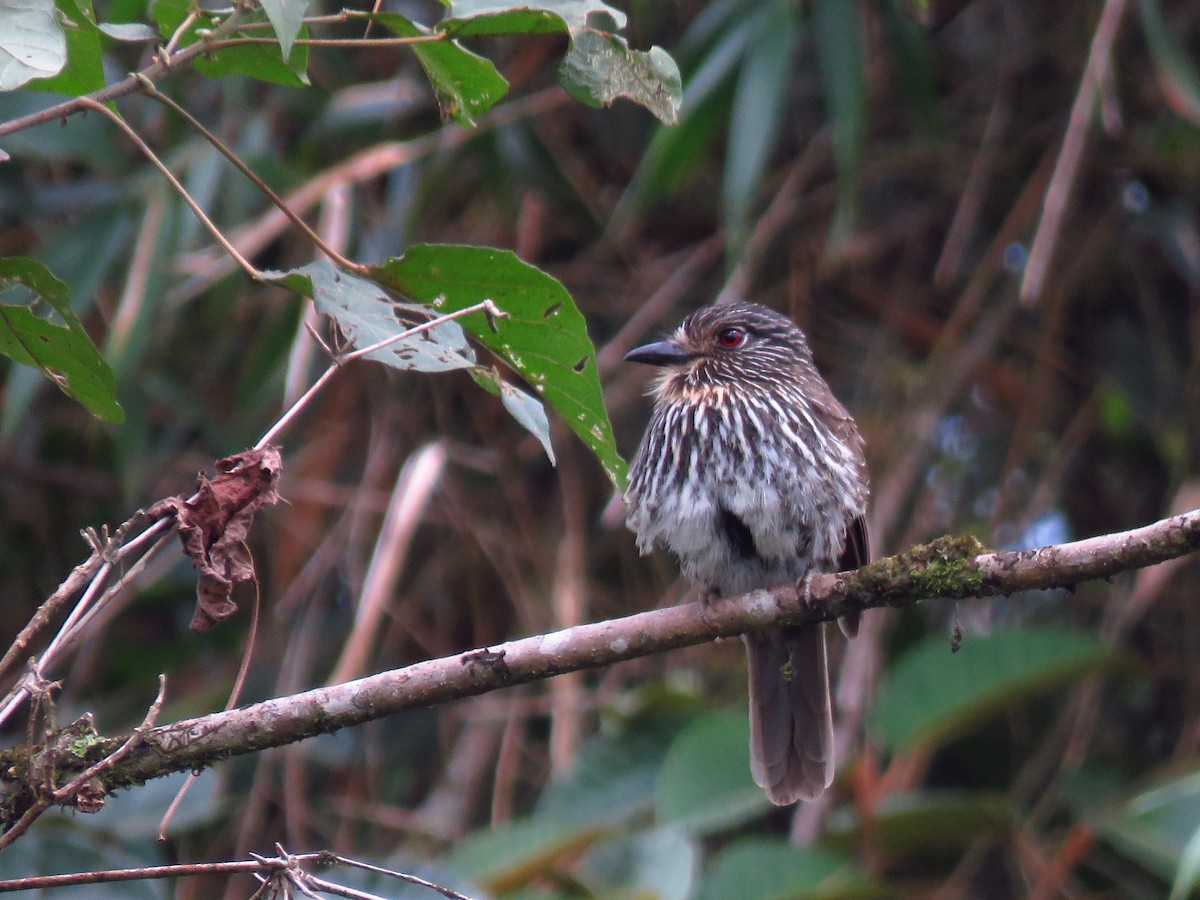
[0, 257, 123, 422]
[372, 12, 508, 126]
[826, 790, 1013, 858]
[270, 259, 568, 466]
[656, 712, 769, 833]
[1096, 770, 1200, 892]
[28, 0, 104, 96]
[369, 245, 628, 489]
[871, 628, 1118, 752]
[440, 1, 681, 124]
[450, 817, 610, 892]
[0, 0, 66, 90]
[698, 839, 865, 900]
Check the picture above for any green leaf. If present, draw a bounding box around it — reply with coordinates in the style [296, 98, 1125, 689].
[0, 257, 123, 422]
[149, 1, 309, 86]
[194, 29, 310, 87]
[871, 628, 1118, 752]
[471, 366, 555, 463]
[442, 0, 627, 36]
[558, 30, 682, 125]
[698, 839, 858, 900]
[269, 260, 477, 372]
[597, 827, 698, 900]
[0, 0, 67, 89]
[440, 1, 682, 124]
[369, 245, 628, 489]
[97, 22, 158, 41]
[1138, 0, 1200, 123]
[723, 0, 800, 256]
[813, 0, 866, 246]
[657, 712, 769, 833]
[149, 0, 201, 36]
[1170, 822, 1200, 900]
[826, 790, 1013, 858]
[260, 0, 308, 59]
[27, 0, 104, 96]
[372, 12, 508, 126]
[450, 818, 610, 892]
[537, 709, 690, 824]
[1097, 770, 1200, 886]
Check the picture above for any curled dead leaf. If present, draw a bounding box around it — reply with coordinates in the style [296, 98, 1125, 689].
[147, 446, 282, 633]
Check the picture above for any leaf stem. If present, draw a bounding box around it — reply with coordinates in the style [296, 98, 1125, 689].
[137, 76, 361, 274]
[76, 99, 261, 280]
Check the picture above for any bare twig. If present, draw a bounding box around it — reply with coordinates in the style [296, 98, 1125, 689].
[0, 848, 475, 897]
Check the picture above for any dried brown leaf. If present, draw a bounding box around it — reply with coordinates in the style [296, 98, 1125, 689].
[147, 446, 282, 633]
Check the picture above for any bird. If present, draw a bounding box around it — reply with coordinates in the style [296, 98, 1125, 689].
[624, 300, 869, 805]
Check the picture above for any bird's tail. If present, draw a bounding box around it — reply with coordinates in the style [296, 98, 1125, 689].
[744, 624, 834, 805]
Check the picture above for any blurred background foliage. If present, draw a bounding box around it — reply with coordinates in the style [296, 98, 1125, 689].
[1, 0, 1199, 897]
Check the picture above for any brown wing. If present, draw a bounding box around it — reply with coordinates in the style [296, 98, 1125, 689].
[836, 514, 870, 638]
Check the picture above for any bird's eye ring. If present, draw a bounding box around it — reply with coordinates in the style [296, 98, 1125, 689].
[716, 327, 747, 349]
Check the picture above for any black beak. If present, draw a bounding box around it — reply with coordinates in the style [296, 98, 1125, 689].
[625, 340, 692, 367]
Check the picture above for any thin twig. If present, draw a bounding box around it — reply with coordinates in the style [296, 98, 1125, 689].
[53, 675, 167, 802]
[171, 89, 569, 303]
[205, 35, 446, 49]
[254, 299, 506, 449]
[137, 77, 361, 273]
[1019, 0, 1129, 306]
[75, 99, 260, 280]
[0, 677, 166, 852]
[158, 575, 261, 840]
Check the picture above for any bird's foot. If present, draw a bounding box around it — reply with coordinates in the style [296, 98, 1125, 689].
[698, 589, 721, 636]
[798, 573, 817, 612]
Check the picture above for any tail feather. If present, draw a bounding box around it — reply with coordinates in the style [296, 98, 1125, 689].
[745, 625, 834, 805]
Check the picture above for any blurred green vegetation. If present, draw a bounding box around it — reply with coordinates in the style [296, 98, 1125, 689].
[1, 0, 1199, 897]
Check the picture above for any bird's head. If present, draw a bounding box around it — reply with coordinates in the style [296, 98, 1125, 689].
[625, 301, 815, 403]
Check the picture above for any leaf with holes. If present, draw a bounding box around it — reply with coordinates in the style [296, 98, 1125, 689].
[0, 257, 122, 422]
[269, 260, 477, 372]
[472, 366, 555, 463]
[439, 1, 681, 125]
[368, 245, 627, 489]
[372, 12, 508, 126]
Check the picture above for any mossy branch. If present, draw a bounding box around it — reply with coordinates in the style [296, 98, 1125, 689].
[2, 508, 1197, 834]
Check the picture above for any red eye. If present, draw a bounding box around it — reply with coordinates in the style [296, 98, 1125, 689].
[717, 327, 747, 348]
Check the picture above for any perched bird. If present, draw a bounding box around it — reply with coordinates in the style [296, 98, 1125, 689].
[624, 301, 869, 805]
